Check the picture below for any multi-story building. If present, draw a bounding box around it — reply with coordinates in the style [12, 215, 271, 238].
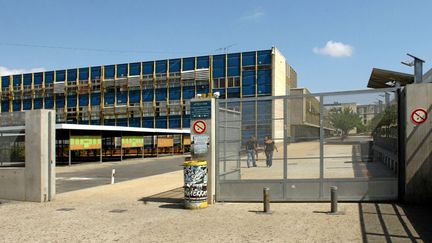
[0, 47, 296, 160]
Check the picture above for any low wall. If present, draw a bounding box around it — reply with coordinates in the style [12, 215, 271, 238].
[0, 168, 25, 200]
[0, 110, 56, 202]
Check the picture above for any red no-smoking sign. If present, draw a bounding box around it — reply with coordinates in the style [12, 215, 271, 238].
[411, 108, 428, 125]
[193, 120, 207, 134]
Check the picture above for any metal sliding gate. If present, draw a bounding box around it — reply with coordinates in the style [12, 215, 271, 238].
[216, 88, 400, 201]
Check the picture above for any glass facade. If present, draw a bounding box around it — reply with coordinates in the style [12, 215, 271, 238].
[0, 49, 277, 129]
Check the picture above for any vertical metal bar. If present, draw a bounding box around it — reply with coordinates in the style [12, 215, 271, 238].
[283, 98, 288, 199]
[120, 132, 123, 161]
[47, 111, 52, 201]
[319, 95, 324, 199]
[68, 129, 71, 166]
[214, 100, 220, 200]
[100, 132, 103, 163]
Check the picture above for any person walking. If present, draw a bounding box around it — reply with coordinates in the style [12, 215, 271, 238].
[264, 136, 278, 168]
[246, 136, 257, 168]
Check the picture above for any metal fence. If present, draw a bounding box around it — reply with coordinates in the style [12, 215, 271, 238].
[216, 88, 400, 201]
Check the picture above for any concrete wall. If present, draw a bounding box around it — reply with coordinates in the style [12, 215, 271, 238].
[403, 83, 432, 204]
[0, 110, 55, 202]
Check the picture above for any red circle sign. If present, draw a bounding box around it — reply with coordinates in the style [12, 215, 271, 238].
[411, 108, 428, 125]
[193, 120, 207, 134]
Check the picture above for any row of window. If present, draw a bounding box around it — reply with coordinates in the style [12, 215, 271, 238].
[1, 50, 272, 86]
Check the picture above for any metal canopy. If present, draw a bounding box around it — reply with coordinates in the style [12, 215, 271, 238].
[367, 68, 414, 88]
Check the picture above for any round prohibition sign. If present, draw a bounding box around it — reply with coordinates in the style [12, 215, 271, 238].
[411, 108, 428, 125]
[193, 120, 207, 134]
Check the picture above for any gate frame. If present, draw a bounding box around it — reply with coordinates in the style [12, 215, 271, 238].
[215, 87, 403, 202]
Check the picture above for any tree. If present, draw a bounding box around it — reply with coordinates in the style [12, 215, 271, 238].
[328, 107, 362, 139]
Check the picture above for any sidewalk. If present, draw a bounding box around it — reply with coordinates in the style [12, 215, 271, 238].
[0, 171, 429, 242]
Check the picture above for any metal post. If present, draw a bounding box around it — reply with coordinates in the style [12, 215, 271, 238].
[263, 187, 271, 213]
[68, 130, 72, 166]
[330, 186, 338, 213]
[111, 169, 115, 184]
[100, 132, 103, 163]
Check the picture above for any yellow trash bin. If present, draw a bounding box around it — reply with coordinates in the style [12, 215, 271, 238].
[183, 160, 208, 209]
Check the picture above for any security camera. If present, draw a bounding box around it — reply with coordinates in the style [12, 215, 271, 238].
[213, 92, 220, 98]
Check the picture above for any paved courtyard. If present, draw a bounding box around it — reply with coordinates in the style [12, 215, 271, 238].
[0, 170, 430, 242]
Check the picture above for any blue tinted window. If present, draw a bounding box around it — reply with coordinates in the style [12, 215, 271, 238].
[79, 95, 89, 106]
[1, 102, 9, 112]
[104, 92, 115, 105]
[182, 57, 195, 71]
[169, 116, 181, 128]
[169, 87, 181, 100]
[242, 52, 256, 66]
[129, 90, 140, 103]
[117, 64, 128, 77]
[104, 65, 115, 79]
[91, 93, 100, 105]
[242, 71, 255, 86]
[156, 60, 167, 74]
[117, 91, 127, 104]
[34, 98, 43, 109]
[24, 74, 32, 85]
[257, 70, 271, 85]
[183, 86, 195, 99]
[91, 67, 101, 80]
[130, 63, 141, 76]
[67, 96, 77, 107]
[213, 55, 225, 78]
[227, 53, 240, 76]
[142, 117, 154, 128]
[143, 62, 154, 75]
[197, 56, 209, 69]
[13, 100, 21, 111]
[169, 59, 180, 72]
[142, 89, 154, 102]
[258, 50, 271, 65]
[155, 88, 167, 101]
[1, 76, 9, 88]
[45, 71, 54, 84]
[45, 97, 54, 109]
[67, 69, 77, 81]
[79, 68, 89, 80]
[156, 117, 167, 128]
[56, 70, 66, 82]
[34, 73, 43, 85]
[13, 75, 21, 86]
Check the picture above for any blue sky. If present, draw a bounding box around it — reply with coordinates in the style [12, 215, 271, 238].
[0, 0, 430, 92]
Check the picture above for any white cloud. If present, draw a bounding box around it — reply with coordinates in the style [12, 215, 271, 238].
[239, 7, 264, 22]
[0, 66, 45, 77]
[313, 41, 354, 57]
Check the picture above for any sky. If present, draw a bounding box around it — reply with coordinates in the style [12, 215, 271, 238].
[0, 0, 431, 92]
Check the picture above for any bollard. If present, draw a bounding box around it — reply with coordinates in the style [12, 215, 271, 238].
[111, 169, 116, 184]
[330, 186, 338, 213]
[263, 187, 271, 213]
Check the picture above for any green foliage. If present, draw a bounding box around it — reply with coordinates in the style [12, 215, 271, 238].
[328, 107, 362, 138]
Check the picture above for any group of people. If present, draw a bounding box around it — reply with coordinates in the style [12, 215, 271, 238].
[245, 136, 278, 168]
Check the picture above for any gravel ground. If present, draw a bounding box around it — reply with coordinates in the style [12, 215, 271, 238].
[0, 171, 426, 242]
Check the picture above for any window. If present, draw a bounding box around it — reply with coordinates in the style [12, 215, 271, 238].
[213, 77, 225, 89]
[227, 77, 240, 87]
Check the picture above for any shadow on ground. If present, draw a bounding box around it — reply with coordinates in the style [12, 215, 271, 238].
[138, 187, 184, 209]
[358, 202, 432, 242]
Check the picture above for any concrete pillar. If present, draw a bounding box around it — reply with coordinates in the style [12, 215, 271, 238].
[24, 110, 56, 202]
[403, 83, 432, 204]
